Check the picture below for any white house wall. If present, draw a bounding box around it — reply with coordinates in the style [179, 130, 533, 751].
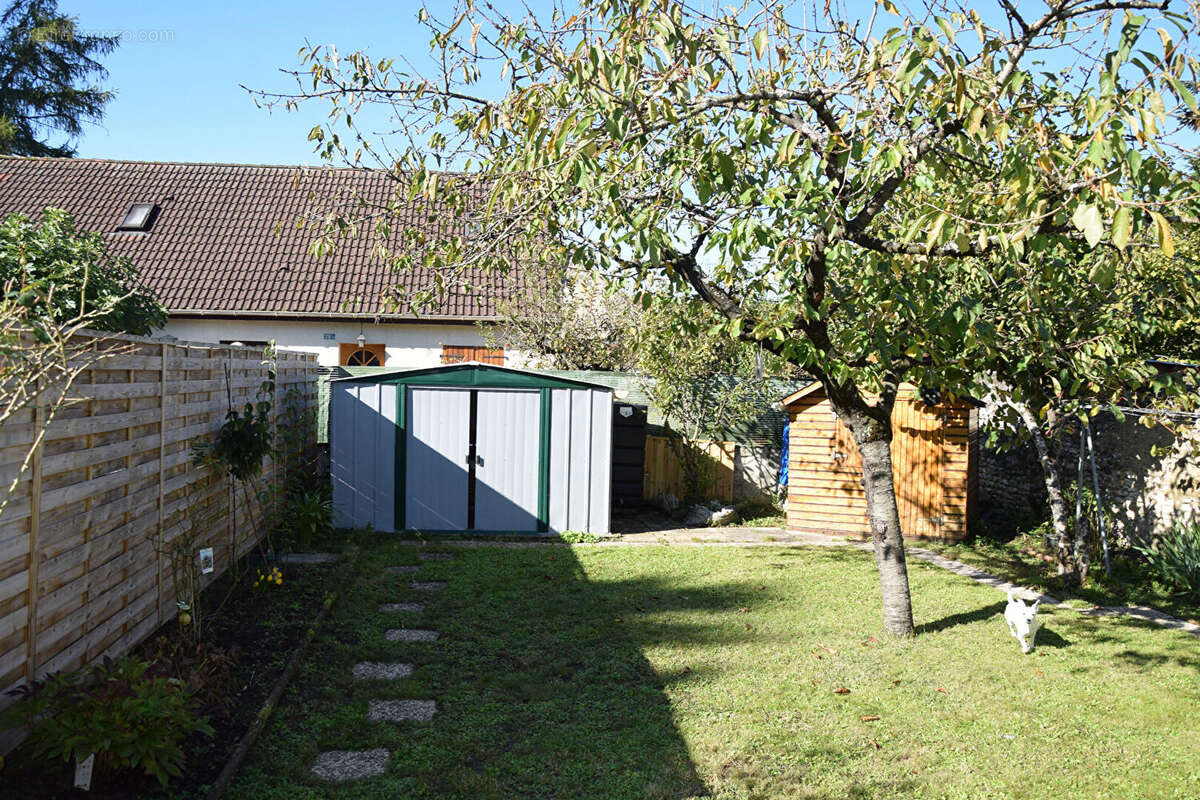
[330, 381, 396, 530]
[157, 318, 510, 368]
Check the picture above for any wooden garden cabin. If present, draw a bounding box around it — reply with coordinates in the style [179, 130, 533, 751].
[782, 383, 977, 541]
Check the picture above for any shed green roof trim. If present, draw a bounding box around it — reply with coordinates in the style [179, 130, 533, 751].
[329, 363, 613, 391]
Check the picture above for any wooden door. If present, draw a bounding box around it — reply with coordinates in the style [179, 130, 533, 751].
[890, 399, 945, 538]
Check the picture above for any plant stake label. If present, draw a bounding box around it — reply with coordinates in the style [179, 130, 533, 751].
[199, 547, 215, 574]
[74, 753, 95, 790]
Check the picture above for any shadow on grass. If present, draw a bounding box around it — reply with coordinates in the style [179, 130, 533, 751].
[916, 601, 1006, 634]
[916, 601, 1072, 649]
[236, 543, 723, 799]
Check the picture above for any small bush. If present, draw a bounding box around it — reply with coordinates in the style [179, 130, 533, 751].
[1131, 522, 1200, 598]
[558, 531, 602, 543]
[282, 489, 333, 551]
[147, 636, 239, 720]
[1, 656, 213, 787]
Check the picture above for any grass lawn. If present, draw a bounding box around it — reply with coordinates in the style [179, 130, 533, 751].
[920, 532, 1200, 624]
[232, 539, 1200, 799]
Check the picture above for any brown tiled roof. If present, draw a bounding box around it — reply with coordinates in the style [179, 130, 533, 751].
[0, 157, 518, 320]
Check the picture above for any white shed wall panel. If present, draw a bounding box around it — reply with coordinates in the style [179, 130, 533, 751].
[474, 390, 541, 531]
[548, 388, 612, 534]
[405, 388, 471, 530]
[330, 382, 396, 531]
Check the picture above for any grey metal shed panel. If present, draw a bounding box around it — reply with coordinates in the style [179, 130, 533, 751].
[474, 389, 541, 531]
[548, 387, 612, 534]
[330, 381, 396, 531]
[405, 388, 471, 530]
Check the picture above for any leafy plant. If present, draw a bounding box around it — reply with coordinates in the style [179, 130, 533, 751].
[1, 656, 213, 787]
[147, 636, 239, 720]
[0, 208, 165, 332]
[1131, 522, 1200, 599]
[283, 489, 333, 552]
[558, 530, 601, 544]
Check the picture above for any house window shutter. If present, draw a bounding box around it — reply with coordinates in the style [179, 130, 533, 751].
[441, 345, 504, 365]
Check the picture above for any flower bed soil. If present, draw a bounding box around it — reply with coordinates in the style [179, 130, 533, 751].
[1, 555, 350, 800]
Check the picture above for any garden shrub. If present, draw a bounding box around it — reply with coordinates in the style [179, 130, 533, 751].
[1131, 521, 1200, 599]
[281, 488, 333, 551]
[1, 656, 213, 786]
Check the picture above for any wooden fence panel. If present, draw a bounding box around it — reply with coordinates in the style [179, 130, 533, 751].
[0, 332, 318, 706]
[643, 436, 737, 502]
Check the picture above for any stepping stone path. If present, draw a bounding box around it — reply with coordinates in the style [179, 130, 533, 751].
[369, 699, 438, 723]
[278, 552, 341, 565]
[310, 556, 447, 782]
[379, 602, 423, 613]
[310, 749, 390, 782]
[353, 662, 413, 680]
[385, 628, 439, 642]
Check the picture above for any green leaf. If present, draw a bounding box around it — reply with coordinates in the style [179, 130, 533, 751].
[1071, 203, 1103, 248]
[1166, 75, 1198, 113]
[965, 105, 985, 136]
[1150, 211, 1174, 257]
[1111, 206, 1131, 250]
[752, 29, 768, 59]
[1088, 258, 1116, 289]
[925, 212, 949, 252]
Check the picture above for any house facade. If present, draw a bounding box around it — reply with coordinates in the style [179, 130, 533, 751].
[0, 157, 520, 368]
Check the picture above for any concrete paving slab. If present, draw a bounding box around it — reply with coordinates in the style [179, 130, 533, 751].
[379, 602, 424, 613]
[310, 749, 390, 781]
[368, 699, 437, 723]
[278, 553, 340, 564]
[384, 628, 439, 642]
[352, 662, 413, 680]
[417, 552, 455, 561]
[385, 565, 421, 574]
[409, 581, 447, 591]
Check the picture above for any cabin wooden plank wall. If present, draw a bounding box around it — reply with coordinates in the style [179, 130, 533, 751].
[784, 385, 974, 541]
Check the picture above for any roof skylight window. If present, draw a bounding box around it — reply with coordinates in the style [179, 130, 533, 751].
[117, 202, 158, 232]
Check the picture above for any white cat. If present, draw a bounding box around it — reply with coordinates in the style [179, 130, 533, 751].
[1004, 590, 1041, 654]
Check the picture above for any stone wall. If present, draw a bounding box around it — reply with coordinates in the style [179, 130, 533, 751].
[733, 444, 783, 503]
[979, 412, 1200, 545]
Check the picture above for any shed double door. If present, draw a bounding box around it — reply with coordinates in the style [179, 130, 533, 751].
[404, 387, 542, 531]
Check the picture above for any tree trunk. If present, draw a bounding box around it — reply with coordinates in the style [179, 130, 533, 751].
[1015, 404, 1074, 577]
[841, 408, 915, 637]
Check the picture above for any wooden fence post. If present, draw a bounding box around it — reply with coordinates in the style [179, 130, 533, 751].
[24, 383, 44, 682]
[156, 342, 167, 624]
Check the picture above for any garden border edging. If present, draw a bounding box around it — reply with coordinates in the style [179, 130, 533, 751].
[204, 546, 358, 800]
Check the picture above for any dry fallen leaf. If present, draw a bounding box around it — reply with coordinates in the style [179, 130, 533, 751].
[861, 715, 880, 722]
[738, 607, 750, 613]
[870, 739, 881, 750]
[614, 618, 623, 623]
[935, 687, 948, 694]
[813, 653, 823, 660]
[833, 687, 851, 695]
[892, 679, 901, 686]
[744, 624, 752, 630]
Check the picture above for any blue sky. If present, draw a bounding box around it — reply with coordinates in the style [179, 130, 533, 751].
[64, 0, 514, 165]
[60, 2, 1190, 165]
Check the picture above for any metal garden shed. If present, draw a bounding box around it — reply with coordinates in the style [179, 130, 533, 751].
[330, 363, 613, 534]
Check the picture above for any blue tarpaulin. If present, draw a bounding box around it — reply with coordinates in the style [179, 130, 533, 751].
[778, 421, 789, 487]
